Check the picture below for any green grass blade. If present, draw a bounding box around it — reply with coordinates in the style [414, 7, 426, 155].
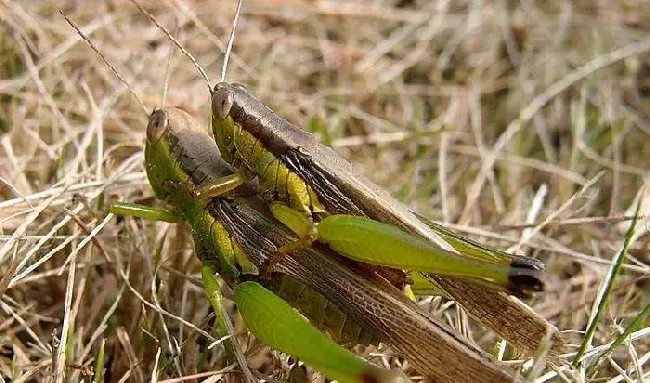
[572, 201, 644, 367]
[587, 302, 650, 375]
[92, 339, 105, 383]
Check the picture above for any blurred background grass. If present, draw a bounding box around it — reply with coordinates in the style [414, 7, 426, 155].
[0, 0, 649, 382]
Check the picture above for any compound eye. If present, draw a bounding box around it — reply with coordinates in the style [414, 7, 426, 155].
[147, 109, 168, 143]
[212, 84, 234, 120]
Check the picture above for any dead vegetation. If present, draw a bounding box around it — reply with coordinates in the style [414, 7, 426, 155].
[1, 0, 649, 382]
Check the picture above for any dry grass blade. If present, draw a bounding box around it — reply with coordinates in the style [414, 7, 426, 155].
[59, 10, 148, 114]
[128, 0, 212, 90]
[460, 35, 650, 222]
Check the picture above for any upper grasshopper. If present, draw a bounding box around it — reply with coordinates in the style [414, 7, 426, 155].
[208, 81, 541, 290]
[205, 80, 566, 355]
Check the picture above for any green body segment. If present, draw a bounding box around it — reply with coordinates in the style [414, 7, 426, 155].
[211, 100, 324, 217]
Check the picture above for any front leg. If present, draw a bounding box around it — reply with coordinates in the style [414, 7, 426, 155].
[268, 202, 319, 268]
[109, 201, 182, 223]
[190, 170, 250, 199]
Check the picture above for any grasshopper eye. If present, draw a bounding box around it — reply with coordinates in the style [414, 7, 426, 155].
[212, 84, 234, 120]
[147, 109, 168, 143]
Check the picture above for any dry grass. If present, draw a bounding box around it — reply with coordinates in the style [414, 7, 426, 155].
[1, 0, 650, 382]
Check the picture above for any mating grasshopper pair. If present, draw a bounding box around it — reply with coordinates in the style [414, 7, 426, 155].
[112, 105, 519, 382]
[79, 2, 562, 381]
[109, 88, 551, 383]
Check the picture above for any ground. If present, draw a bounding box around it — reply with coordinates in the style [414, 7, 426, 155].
[0, 1, 649, 382]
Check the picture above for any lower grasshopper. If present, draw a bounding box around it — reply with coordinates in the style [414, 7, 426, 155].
[112, 107, 516, 382]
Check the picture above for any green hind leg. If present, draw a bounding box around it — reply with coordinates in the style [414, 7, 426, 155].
[234, 281, 408, 383]
[268, 203, 543, 297]
[316, 215, 544, 297]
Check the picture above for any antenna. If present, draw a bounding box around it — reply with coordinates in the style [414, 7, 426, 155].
[161, 23, 179, 108]
[221, 0, 244, 83]
[129, 0, 212, 91]
[61, 10, 148, 114]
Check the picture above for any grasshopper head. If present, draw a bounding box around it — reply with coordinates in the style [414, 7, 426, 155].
[144, 107, 209, 201]
[146, 109, 168, 144]
[212, 82, 234, 120]
[210, 82, 237, 163]
[144, 108, 178, 200]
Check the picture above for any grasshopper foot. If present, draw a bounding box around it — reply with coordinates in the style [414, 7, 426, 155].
[268, 225, 318, 271]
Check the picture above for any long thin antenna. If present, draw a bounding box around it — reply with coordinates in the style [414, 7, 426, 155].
[61, 10, 148, 114]
[161, 47, 173, 108]
[221, 0, 243, 83]
[129, 0, 212, 91]
[161, 23, 179, 108]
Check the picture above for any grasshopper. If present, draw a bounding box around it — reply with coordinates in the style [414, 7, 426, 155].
[112, 107, 516, 382]
[206, 82, 542, 296]
[205, 82, 565, 355]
